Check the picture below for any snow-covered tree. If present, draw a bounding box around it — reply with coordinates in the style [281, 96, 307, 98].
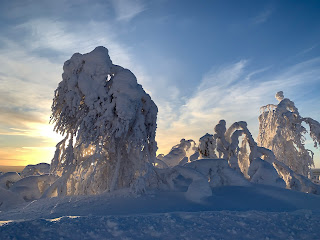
[47, 46, 158, 196]
[158, 139, 198, 167]
[196, 119, 320, 193]
[258, 91, 320, 177]
[198, 120, 256, 173]
[198, 133, 217, 158]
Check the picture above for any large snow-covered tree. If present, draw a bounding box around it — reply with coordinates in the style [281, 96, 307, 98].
[47, 46, 158, 196]
[258, 91, 320, 177]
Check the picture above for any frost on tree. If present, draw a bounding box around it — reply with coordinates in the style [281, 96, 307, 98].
[198, 120, 256, 174]
[48, 46, 158, 196]
[258, 91, 320, 177]
[195, 119, 320, 193]
[158, 139, 198, 167]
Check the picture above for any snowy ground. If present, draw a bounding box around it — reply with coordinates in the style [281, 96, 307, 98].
[1, 210, 320, 240]
[1, 185, 320, 239]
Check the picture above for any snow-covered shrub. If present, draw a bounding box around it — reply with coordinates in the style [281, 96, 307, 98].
[248, 158, 285, 188]
[48, 46, 158, 196]
[185, 159, 249, 188]
[159, 139, 198, 167]
[198, 133, 217, 158]
[20, 163, 50, 178]
[199, 120, 257, 173]
[10, 174, 58, 201]
[0, 172, 21, 189]
[258, 91, 320, 177]
[198, 118, 320, 194]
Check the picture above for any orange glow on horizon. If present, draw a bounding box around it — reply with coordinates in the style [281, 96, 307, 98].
[0, 146, 55, 166]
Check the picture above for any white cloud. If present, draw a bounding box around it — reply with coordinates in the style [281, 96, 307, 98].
[0, 18, 142, 147]
[111, 0, 146, 21]
[156, 57, 320, 154]
[252, 9, 273, 25]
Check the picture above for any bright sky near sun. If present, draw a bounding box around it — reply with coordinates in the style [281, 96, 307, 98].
[0, 0, 319, 167]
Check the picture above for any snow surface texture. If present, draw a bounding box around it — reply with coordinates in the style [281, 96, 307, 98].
[258, 91, 320, 177]
[1, 210, 320, 240]
[0, 188, 24, 210]
[1, 186, 320, 239]
[49, 46, 158, 196]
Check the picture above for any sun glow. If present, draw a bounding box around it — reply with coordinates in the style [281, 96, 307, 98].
[0, 122, 63, 166]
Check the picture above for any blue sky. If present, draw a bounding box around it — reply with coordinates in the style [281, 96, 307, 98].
[0, 0, 319, 166]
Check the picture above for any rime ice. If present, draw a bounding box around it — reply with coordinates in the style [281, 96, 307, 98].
[48, 46, 158, 196]
[258, 91, 320, 177]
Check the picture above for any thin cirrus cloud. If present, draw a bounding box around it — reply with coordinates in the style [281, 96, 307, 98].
[111, 0, 146, 21]
[252, 8, 274, 25]
[0, 13, 154, 165]
[155, 57, 320, 155]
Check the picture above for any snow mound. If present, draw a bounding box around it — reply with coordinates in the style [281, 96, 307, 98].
[165, 165, 212, 202]
[185, 159, 249, 187]
[10, 175, 58, 201]
[248, 158, 286, 188]
[0, 172, 21, 189]
[20, 163, 50, 178]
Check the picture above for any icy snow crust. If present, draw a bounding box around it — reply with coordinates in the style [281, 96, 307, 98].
[1, 186, 320, 239]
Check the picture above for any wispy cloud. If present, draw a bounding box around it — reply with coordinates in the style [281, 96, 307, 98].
[295, 44, 318, 57]
[0, 12, 155, 167]
[111, 0, 146, 21]
[156, 57, 320, 154]
[252, 8, 273, 25]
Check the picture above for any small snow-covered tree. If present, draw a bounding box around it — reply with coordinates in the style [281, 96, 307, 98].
[198, 120, 256, 173]
[159, 139, 198, 167]
[198, 133, 217, 158]
[48, 46, 158, 196]
[258, 91, 320, 177]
